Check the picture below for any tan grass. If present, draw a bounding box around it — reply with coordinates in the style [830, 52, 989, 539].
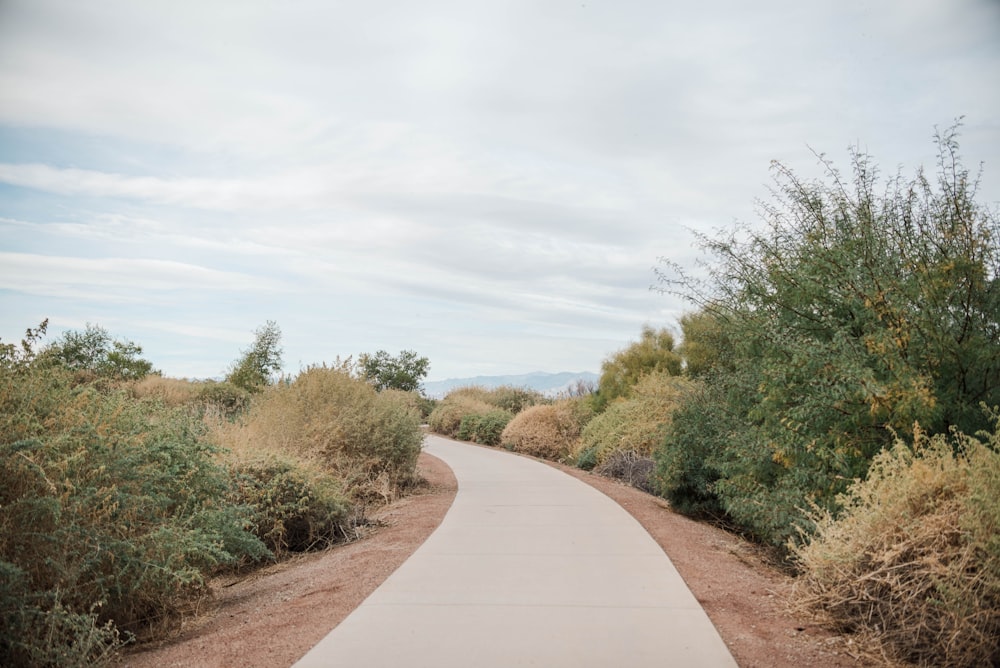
[500, 400, 585, 461]
[792, 427, 1000, 667]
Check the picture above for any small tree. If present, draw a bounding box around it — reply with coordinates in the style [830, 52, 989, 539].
[357, 349, 429, 393]
[43, 323, 155, 381]
[226, 321, 283, 393]
[593, 325, 681, 412]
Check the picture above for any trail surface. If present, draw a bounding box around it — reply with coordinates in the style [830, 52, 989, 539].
[295, 434, 737, 667]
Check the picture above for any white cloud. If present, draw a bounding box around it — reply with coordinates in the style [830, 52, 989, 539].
[0, 252, 282, 300]
[1, 0, 998, 378]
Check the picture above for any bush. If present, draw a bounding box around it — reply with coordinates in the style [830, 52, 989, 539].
[212, 364, 423, 501]
[593, 326, 682, 412]
[427, 392, 494, 437]
[792, 425, 1000, 667]
[652, 380, 727, 518]
[576, 372, 688, 469]
[500, 401, 586, 461]
[655, 125, 1000, 546]
[0, 363, 269, 666]
[227, 458, 350, 558]
[195, 380, 251, 417]
[457, 409, 514, 446]
[487, 386, 546, 414]
[594, 450, 657, 493]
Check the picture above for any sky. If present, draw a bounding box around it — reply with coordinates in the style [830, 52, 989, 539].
[1, 0, 998, 381]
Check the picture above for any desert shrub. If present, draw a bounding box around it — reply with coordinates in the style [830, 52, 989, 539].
[487, 386, 546, 414]
[227, 458, 350, 558]
[195, 380, 251, 417]
[655, 126, 1000, 546]
[427, 392, 495, 437]
[594, 450, 657, 493]
[653, 379, 728, 518]
[500, 400, 585, 460]
[793, 425, 1000, 667]
[40, 323, 155, 383]
[457, 409, 514, 446]
[593, 326, 682, 412]
[130, 374, 200, 406]
[0, 362, 269, 666]
[428, 385, 544, 440]
[214, 364, 423, 500]
[577, 373, 689, 468]
[130, 377, 250, 417]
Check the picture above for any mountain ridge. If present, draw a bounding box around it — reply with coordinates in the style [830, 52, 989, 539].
[422, 371, 598, 399]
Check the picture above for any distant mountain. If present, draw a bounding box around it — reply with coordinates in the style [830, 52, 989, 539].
[422, 371, 599, 399]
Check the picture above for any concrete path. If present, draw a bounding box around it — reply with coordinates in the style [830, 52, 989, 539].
[294, 435, 737, 667]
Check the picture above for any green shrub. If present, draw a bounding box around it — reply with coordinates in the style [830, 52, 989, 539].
[457, 409, 513, 446]
[593, 326, 682, 412]
[500, 400, 586, 461]
[653, 379, 728, 518]
[487, 386, 546, 414]
[227, 458, 350, 558]
[577, 372, 688, 468]
[793, 425, 1000, 667]
[428, 393, 494, 437]
[0, 363, 269, 666]
[196, 381, 251, 417]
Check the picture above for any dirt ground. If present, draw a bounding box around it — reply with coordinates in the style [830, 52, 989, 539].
[123, 448, 865, 668]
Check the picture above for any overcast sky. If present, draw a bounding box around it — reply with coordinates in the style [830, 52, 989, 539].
[1, 1, 998, 381]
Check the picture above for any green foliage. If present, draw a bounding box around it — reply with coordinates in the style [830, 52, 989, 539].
[655, 123, 1000, 545]
[227, 458, 350, 558]
[0, 356, 269, 666]
[576, 372, 689, 468]
[793, 424, 1000, 667]
[593, 326, 681, 412]
[456, 409, 514, 446]
[42, 323, 156, 382]
[676, 310, 729, 378]
[195, 380, 251, 417]
[486, 386, 545, 414]
[225, 321, 283, 393]
[358, 349, 430, 393]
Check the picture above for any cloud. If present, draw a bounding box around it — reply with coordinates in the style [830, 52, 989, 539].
[0, 252, 282, 301]
[1, 0, 998, 378]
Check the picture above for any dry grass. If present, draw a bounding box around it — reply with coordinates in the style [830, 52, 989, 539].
[131, 375, 201, 406]
[792, 426, 1000, 667]
[427, 395, 494, 437]
[500, 400, 585, 461]
[208, 365, 423, 503]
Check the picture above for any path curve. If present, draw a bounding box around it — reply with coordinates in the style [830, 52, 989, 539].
[294, 435, 737, 667]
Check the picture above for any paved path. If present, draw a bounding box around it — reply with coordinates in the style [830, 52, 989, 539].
[294, 435, 737, 667]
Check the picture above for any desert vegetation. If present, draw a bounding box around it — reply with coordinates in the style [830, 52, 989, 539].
[0, 322, 426, 666]
[434, 124, 1000, 666]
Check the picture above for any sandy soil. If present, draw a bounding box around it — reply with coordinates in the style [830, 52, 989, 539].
[123, 448, 864, 668]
